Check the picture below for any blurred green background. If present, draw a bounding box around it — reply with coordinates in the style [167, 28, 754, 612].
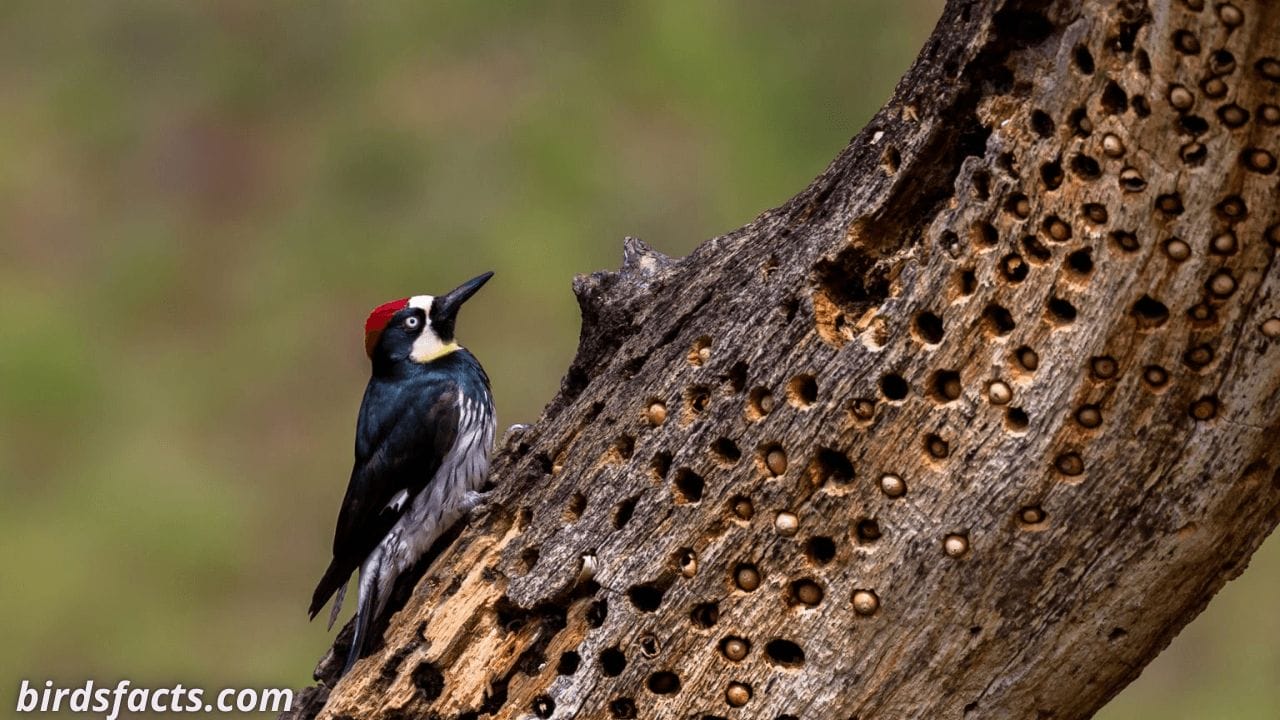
[0, 1, 1274, 716]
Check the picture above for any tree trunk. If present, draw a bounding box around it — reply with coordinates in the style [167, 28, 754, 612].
[284, 0, 1280, 717]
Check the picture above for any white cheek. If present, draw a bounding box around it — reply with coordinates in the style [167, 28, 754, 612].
[410, 330, 447, 361]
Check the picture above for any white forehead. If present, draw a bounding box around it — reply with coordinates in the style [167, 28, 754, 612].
[408, 295, 434, 312]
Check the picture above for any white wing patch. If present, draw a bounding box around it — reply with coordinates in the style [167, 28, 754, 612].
[386, 488, 410, 513]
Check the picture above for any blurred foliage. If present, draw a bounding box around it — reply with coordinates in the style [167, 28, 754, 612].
[0, 1, 1273, 716]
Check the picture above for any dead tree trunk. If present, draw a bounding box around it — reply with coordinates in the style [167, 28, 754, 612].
[285, 0, 1280, 717]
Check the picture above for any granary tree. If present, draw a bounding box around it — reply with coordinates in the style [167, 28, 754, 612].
[284, 0, 1280, 717]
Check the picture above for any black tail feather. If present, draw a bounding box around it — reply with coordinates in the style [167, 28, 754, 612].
[309, 558, 351, 621]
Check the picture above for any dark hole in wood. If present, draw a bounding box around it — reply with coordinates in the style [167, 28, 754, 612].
[1067, 248, 1093, 275]
[647, 671, 682, 695]
[613, 496, 639, 529]
[586, 599, 608, 628]
[557, 651, 581, 675]
[532, 695, 555, 718]
[1073, 44, 1095, 74]
[914, 311, 945, 343]
[1100, 80, 1129, 114]
[627, 582, 668, 613]
[1030, 109, 1055, 137]
[1048, 297, 1077, 323]
[983, 304, 1016, 335]
[412, 662, 444, 702]
[609, 697, 636, 719]
[674, 468, 705, 503]
[806, 536, 837, 564]
[1070, 153, 1101, 179]
[1131, 295, 1170, 327]
[600, 646, 627, 676]
[880, 373, 909, 400]
[690, 602, 720, 628]
[764, 639, 806, 667]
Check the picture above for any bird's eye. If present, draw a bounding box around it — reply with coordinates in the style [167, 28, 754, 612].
[404, 316, 420, 329]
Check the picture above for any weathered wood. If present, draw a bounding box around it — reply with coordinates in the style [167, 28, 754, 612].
[285, 0, 1280, 717]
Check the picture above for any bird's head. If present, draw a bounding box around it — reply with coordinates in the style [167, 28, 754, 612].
[363, 271, 493, 365]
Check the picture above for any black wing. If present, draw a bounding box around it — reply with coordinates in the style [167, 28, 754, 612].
[309, 375, 459, 618]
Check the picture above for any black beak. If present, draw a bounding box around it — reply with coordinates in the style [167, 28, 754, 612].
[433, 271, 493, 333]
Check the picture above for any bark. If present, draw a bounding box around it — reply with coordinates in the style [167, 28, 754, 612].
[284, 0, 1280, 717]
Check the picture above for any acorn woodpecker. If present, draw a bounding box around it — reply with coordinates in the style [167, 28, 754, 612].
[309, 271, 497, 677]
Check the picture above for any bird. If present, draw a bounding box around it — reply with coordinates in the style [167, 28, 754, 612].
[309, 271, 497, 677]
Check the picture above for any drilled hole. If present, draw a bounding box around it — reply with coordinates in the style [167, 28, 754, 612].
[786, 374, 818, 408]
[1066, 248, 1093, 275]
[689, 336, 711, 367]
[690, 602, 719, 629]
[647, 671, 681, 696]
[532, 695, 555, 718]
[812, 447, 854, 486]
[971, 220, 999, 248]
[879, 373, 909, 401]
[586, 599, 608, 628]
[628, 582, 666, 612]
[1075, 404, 1103, 428]
[685, 385, 711, 417]
[1042, 215, 1071, 242]
[1070, 153, 1101, 179]
[1216, 195, 1247, 221]
[746, 387, 774, 421]
[673, 468, 705, 504]
[519, 546, 540, 573]
[1100, 80, 1129, 114]
[1000, 253, 1028, 283]
[759, 443, 787, 477]
[1055, 452, 1085, 477]
[929, 369, 962, 402]
[1021, 234, 1052, 263]
[1014, 345, 1039, 372]
[729, 495, 754, 520]
[1047, 297, 1077, 324]
[711, 437, 741, 464]
[1143, 364, 1169, 389]
[650, 451, 672, 480]
[725, 360, 748, 393]
[1155, 193, 1184, 215]
[956, 268, 978, 295]
[1110, 230, 1140, 253]
[609, 698, 636, 719]
[1081, 202, 1108, 224]
[789, 579, 824, 607]
[1173, 29, 1201, 55]
[564, 492, 588, 522]
[806, 536, 836, 564]
[1030, 109, 1055, 137]
[1041, 160, 1064, 190]
[764, 639, 806, 667]
[982, 304, 1016, 336]
[1005, 407, 1029, 430]
[600, 646, 627, 676]
[925, 433, 950, 459]
[1069, 107, 1092, 137]
[557, 651, 581, 675]
[1132, 295, 1170, 328]
[613, 496, 639, 529]
[914, 311, 945, 344]
[1004, 193, 1032, 218]
[855, 518, 882, 543]
[1073, 44, 1095, 74]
